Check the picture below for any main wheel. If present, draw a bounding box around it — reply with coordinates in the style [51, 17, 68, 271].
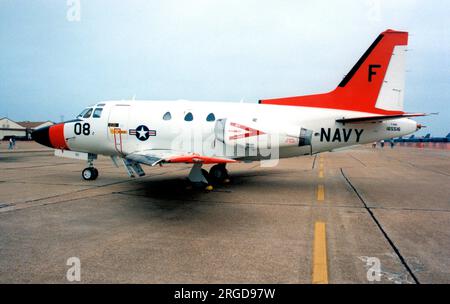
[209, 164, 229, 183]
[92, 168, 99, 180]
[82, 167, 98, 181]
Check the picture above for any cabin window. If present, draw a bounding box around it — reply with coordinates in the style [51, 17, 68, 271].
[163, 112, 172, 120]
[206, 113, 215, 122]
[184, 112, 193, 121]
[93, 108, 103, 118]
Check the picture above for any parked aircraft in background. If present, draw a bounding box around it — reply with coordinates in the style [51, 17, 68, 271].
[396, 134, 429, 143]
[430, 133, 450, 143]
[395, 133, 449, 143]
[422, 134, 431, 141]
[32, 30, 427, 189]
[395, 134, 416, 142]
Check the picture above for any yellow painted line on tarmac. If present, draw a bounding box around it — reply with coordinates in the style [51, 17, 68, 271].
[319, 169, 324, 178]
[312, 221, 328, 284]
[317, 184, 325, 201]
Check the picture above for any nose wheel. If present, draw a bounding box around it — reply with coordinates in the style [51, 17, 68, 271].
[82, 153, 98, 181]
[82, 167, 98, 181]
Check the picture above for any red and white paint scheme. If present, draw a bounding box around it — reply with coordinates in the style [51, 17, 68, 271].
[32, 30, 426, 187]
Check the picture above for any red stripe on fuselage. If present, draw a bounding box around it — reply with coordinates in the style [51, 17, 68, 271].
[49, 124, 69, 150]
[229, 122, 265, 140]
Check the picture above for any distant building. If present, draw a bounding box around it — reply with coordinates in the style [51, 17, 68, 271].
[17, 121, 54, 139]
[0, 117, 25, 140]
[0, 117, 54, 140]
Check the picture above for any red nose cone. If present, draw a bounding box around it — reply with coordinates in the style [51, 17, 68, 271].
[49, 123, 69, 150]
[31, 124, 68, 150]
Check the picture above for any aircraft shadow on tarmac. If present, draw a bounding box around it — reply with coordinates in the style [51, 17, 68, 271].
[112, 173, 312, 225]
[119, 168, 315, 203]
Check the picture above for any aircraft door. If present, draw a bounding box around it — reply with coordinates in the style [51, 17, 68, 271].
[108, 105, 130, 154]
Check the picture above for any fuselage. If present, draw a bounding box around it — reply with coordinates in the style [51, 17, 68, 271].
[57, 100, 418, 160]
[29, 30, 424, 184]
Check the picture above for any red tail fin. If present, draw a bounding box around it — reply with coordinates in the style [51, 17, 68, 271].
[259, 29, 408, 115]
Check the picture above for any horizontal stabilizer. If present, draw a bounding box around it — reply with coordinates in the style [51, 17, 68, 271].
[336, 113, 426, 124]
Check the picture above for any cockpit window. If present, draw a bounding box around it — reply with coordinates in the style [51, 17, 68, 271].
[206, 113, 215, 122]
[83, 108, 93, 118]
[163, 112, 172, 120]
[77, 108, 89, 118]
[93, 108, 103, 118]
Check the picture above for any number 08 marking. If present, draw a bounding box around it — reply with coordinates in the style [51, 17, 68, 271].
[74, 123, 90, 135]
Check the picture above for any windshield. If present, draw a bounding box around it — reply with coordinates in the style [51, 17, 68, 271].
[77, 108, 93, 118]
[77, 108, 89, 118]
[93, 108, 103, 118]
[83, 108, 93, 118]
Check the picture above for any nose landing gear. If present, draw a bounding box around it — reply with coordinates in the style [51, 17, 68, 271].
[82, 167, 98, 180]
[82, 153, 98, 181]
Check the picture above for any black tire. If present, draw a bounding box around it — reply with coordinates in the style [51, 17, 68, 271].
[92, 168, 99, 180]
[209, 164, 228, 183]
[82, 168, 93, 180]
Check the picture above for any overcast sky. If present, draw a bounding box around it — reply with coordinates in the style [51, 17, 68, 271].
[0, 0, 449, 135]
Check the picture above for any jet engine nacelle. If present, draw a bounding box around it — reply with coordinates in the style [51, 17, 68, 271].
[214, 118, 313, 158]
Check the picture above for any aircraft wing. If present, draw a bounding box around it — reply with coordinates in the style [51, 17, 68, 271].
[336, 113, 427, 124]
[126, 149, 237, 167]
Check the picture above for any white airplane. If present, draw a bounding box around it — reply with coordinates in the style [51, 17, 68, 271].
[32, 29, 426, 189]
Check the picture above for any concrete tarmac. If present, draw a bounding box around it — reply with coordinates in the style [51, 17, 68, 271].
[0, 142, 449, 283]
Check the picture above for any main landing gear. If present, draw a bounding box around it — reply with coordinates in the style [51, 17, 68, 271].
[188, 163, 230, 191]
[82, 153, 98, 181]
[208, 164, 230, 184]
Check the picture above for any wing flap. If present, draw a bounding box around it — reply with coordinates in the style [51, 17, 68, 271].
[126, 149, 236, 166]
[166, 155, 237, 164]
